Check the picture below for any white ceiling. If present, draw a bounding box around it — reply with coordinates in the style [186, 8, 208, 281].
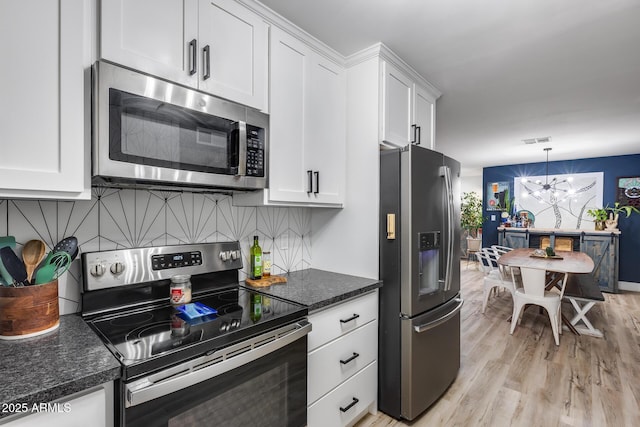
[258, 0, 640, 176]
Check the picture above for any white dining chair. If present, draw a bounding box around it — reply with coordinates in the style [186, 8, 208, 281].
[466, 237, 482, 269]
[509, 267, 569, 346]
[491, 245, 513, 255]
[476, 249, 514, 314]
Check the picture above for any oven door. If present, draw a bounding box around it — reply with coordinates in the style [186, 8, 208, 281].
[123, 320, 310, 427]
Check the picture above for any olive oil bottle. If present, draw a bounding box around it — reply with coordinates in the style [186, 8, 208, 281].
[250, 236, 262, 279]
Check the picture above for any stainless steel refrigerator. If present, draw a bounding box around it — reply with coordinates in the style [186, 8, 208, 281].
[378, 144, 464, 421]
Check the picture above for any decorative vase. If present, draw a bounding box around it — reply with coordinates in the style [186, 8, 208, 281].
[595, 220, 606, 231]
[605, 213, 619, 231]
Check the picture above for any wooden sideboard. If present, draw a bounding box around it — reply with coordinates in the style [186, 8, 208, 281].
[497, 227, 620, 293]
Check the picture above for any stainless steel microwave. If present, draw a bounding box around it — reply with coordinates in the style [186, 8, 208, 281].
[92, 61, 268, 191]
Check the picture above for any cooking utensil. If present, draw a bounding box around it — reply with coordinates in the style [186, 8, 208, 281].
[34, 252, 72, 285]
[0, 247, 28, 286]
[22, 240, 47, 282]
[0, 236, 17, 283]
[0, 236, 16, 249]
[0, 258, 13, 285]
[52, 236, 79, 261]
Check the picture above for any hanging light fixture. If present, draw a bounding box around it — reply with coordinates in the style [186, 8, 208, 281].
[521, 147, 574, 201]
[542, 147, 554, 191]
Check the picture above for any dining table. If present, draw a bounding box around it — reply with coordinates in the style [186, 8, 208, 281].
[497, 248, 595, 335]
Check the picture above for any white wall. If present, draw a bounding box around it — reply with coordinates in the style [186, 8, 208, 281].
[311, 57, 380, 279]
[461, 173, 482, 197]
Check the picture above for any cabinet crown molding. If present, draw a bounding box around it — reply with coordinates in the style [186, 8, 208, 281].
[346, 42, 442, 99]
[236, 0, 345, 67]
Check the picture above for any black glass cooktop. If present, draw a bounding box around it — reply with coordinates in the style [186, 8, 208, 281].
[87, 286, 306, 377]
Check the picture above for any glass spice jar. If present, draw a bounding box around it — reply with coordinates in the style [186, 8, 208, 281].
[263, 251, 272, 277]
[170, 274, 192, 305]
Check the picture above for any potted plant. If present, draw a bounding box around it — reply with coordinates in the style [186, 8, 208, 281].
[461, 192, 484, 238]
[586, 207, 608, 230]
[587, 202, 640, 230]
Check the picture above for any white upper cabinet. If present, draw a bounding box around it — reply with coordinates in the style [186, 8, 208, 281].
[381, 61, 413, 147]
[100, 0, 267, 111]
[0, 0, 90, 200]
[305, 56, 346, 205]
[381, 60, 438, 149]
[414, 84, 436, 149]
[234, 26, 346, 207]
[198, 0, 267, 109]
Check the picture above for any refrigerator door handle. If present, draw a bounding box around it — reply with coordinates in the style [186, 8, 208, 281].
[413, 298, 464, 333]
[440, 165, 455, 291]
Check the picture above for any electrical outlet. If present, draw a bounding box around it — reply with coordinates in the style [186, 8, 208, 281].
[491, 215, 496, 221]
[279, 231, 289, 250]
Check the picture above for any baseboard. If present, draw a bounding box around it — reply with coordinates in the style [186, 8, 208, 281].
[618, 281, 640, 293]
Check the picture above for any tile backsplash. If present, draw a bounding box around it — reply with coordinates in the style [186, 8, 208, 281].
[0, 188, 312, 314]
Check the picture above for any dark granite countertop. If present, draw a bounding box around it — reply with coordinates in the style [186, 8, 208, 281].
[0, 314, 120, 419]
[242, 268, 382, 312]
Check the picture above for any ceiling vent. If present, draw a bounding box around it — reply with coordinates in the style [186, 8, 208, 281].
[522, 136, 552, 145]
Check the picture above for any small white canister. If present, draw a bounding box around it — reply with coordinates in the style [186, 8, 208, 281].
[170, 274, 192, 305]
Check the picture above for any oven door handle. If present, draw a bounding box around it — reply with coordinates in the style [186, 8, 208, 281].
[125, 320, 311, 408]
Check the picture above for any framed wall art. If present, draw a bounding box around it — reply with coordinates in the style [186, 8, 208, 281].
[486, 181, 510, 211]
[616, 177, 640, 208]
[513, 171, 603, 230]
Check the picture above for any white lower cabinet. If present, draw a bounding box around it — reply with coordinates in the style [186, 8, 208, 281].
[0, 382, 113, 427]
[307, 362, 377, 427]
[307, 291, 378, 427]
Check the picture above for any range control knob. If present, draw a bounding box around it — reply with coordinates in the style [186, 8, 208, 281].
[219, 251, 229, 261]
[110, 262, 125, 275]
[231, 250, 240, 260]
[90, 263, 106, 277]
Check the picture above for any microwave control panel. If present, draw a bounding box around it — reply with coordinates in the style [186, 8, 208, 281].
[246, 125, 264, 177]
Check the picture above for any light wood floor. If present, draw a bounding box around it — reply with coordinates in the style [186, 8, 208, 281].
[356, 262, 640, 427]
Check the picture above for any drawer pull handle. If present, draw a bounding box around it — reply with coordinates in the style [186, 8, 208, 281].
[340, 352, 360, 365]
[339, 397, 359, 413]
[340, 313, 360, 324]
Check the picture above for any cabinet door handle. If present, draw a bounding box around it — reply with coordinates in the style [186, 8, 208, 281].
[203, 45, 211, 80]
[339, 313, 360, 324]
[340, 352, 360, 365]
[416, 126, 421, 145]
[339, 397, 359, 413]
[307, 170, 313, 194]
[314, 171, 319, 194]
[411, 124, 417, 144]
[188, 39, 197, 75]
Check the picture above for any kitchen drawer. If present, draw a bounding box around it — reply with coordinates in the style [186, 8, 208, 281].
[308, 290, 378, 351]
[307, 361, 377, 427]
[308, 319, 378, 404]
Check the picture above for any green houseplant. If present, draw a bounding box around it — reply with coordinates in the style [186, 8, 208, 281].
[587, 202, 640, 230]
[461, 192, 484, 238]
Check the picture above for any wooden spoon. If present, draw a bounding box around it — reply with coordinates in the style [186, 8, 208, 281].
[22, 239, 47, 283]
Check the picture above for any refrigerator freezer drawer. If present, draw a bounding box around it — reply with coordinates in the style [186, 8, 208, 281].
[400, 297, 463, 420]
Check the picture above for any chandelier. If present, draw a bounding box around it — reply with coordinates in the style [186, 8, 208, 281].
[520, 148, 575, 201]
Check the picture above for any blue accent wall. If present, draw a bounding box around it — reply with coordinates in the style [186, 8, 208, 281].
[483, 153, 640, 283]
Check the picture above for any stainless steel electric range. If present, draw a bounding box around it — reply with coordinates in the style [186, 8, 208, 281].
[81, 242, 309, 427]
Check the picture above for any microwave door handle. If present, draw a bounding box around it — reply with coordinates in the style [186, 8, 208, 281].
[236, 121, 247, 177]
